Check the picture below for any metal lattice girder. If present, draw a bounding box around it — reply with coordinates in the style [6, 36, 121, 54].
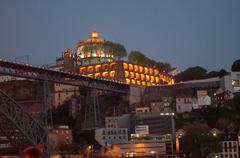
[0, 58, 129, 93]
[83, 89, 102, 130]
[0, 89, 47, 150]
[0, 115, 31, 152]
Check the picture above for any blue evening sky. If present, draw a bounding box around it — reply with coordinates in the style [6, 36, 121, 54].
[0, 0, 239, 71]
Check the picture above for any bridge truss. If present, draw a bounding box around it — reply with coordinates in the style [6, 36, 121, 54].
[0, 58, 129, 157]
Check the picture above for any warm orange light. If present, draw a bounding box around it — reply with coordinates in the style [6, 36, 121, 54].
[110, 63, 116, 69]
[146, 75, 150, 82]
[87, 66, 94, 73]
[135, 73, 140, 79]
[142, 81, 146, 86]
[140, 74, 145, 80]
[92, 31, 99, 38]
[94, 73, 100, 78]
[176, 137, 180, 153]
[123, 63, 128, 70]
[150, 76, 155, 82]
[80, 67, 86, 74]
[126, 78, 130, 84]
[139, 66, 143, 73]
[135, 143, 146, 148]
[129, 64, 133, 71]
[154, 69, 159, 76]
[149, 68, 153, 75]
[95, 65, 101, 72]
[109, 71, 115, 78]
[102, 64, 108, 71]
[124, 71, 129, 78]
[88, 74, 93, 77]
[130, 72, 134, 78]
[155, 77, 160, 83]
[131, 79, 136, 84]
[144, 67, 149, 74]
[134, 65, 139, 72]
[102, 72, 108, 77]
[147, 82, 151, 86]
[137, 80, 141, 85]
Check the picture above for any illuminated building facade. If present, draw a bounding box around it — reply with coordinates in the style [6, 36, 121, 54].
[58, 31, 174, 86]
[76, 31, 114, 66]
[78, 60, 174, 86]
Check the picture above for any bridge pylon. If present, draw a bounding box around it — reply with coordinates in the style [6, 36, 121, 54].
[83, 88, 102, 130]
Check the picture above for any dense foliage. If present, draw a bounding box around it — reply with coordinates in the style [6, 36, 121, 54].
[175, 66, 229, 82]
[128, 50, 171, 71]
[231, 59, 240, 71]
[105, 41, 127, 59]
[180, 132, 222, 158]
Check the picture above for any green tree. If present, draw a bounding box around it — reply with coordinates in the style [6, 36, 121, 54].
[128, 51, 147, 65]
[207, 69, 229, 78]
[231, 59, 240, 71]
[128, 50, 171, 71]
[105, 41, 127, 59]
[176, 66, 207, 82]
[180, 132, 222, 158]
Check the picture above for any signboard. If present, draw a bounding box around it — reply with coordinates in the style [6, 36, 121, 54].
[135, 125, 149, 135]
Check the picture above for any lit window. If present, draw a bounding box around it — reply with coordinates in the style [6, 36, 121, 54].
[129, 64, 133, 71]
[154, 69, 159, 76]
[137, 80, 141, 85]
[102, 64, 108, 71]
[134, 65, 139, 72]
[109, 71, 115, 78]
[140, 74, 145, 80]
[94, 73, 100, 78]
[155, 77, 160, 83]
[149, 68, 153, 75]
[126, 78, 130, 84]
[87, 66, 94, 73]
[110, 63, 116, 69]
[146, 75, 150, 82]
[123, 63, 128, 70]
[135, 73, 140, 79]
[80, 67, 86, 74]
[144, 67, 149, 74]
[131, 79, 136, 84]
[150, 76, 155, 82]
[102, 72, 108, 77]
[139, 66, 143, 73]
[88, 74, 93, 77]
[130, 72, 134, 78]
[125, 71, 129, 77]
[95, 65, 101, 72]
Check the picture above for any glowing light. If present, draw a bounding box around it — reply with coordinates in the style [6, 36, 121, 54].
[123, 63, 128, 70]
[102, 72, 108, 77]
[124, 71, 129, 77]
[109, 71, 115, 78]
[126, 78, 130, 84]
[91, 31, 99, 38]
[134, 65, 139, 72]
[129, 64, 133, 71]
[139, 66, 143, 73]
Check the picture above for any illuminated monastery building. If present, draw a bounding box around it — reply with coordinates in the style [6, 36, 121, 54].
[55, 32, 174, 86]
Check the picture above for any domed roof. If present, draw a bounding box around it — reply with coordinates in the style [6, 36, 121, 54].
[76, 31, 114, 60]
[77, 31, 104, 47]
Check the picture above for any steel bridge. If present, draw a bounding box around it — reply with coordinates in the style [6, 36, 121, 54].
[0, 58, 129, 157]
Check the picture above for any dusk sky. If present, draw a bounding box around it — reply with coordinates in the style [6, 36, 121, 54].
[0, 0, 239, 71]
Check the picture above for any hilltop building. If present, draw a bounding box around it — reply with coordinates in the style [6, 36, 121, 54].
[54, 31, 174, 87]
